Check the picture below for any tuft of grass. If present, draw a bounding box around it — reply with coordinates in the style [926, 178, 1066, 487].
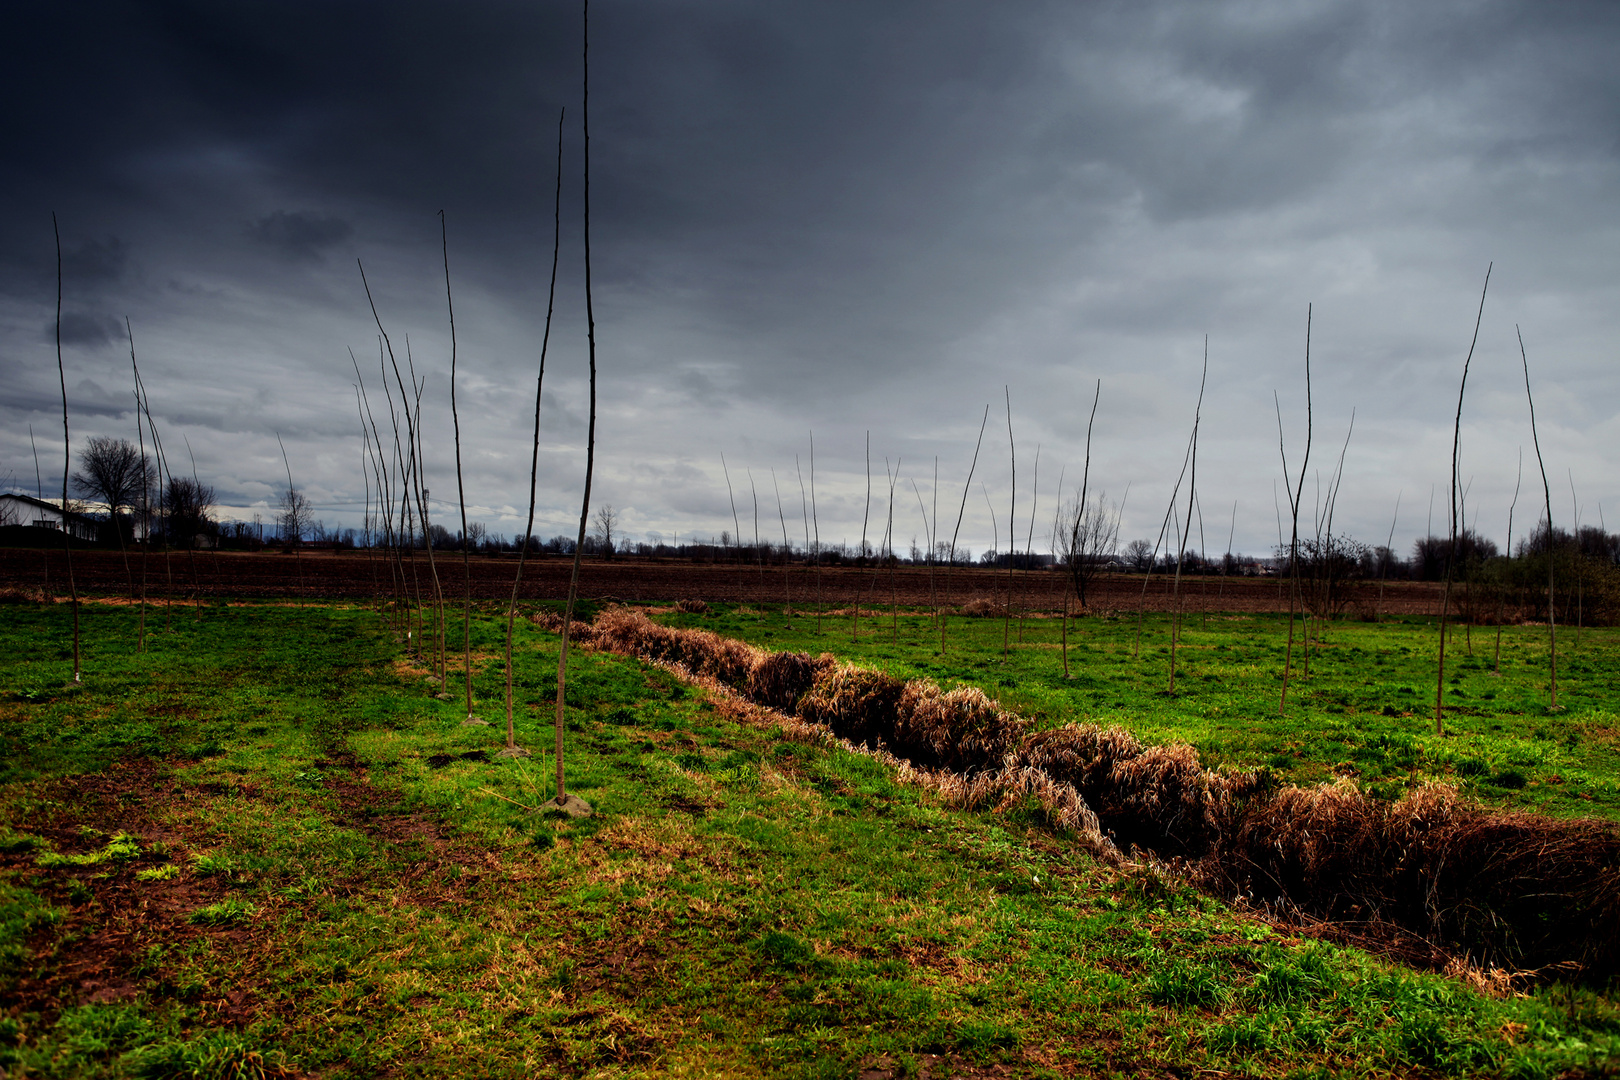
[187, 898, 257, 926]
[35, 832, 141, 867]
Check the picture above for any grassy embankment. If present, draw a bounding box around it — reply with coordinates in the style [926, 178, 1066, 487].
[675, 604, 1620, 822]
[0, 600, 1616, 1078]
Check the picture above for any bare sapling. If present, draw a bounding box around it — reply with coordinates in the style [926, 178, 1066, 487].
[1217, 499, 1236, 611]
[854, 431, 871, 641]
[795, 454, 812, 624]
[124, 342, 150, 651]
[1519, 325, 1557, 708]
[353, 352, 403, 633]
[1567, 469, 1583, 648]
[182, 436, 209, 619]
[930, 455, 939, 632]
[1435, 264, 1491, 736]
[507, 106, 565, 756]
[275, 433, 307, 607]
[1276, 306, 1314, 713]
[770, 468, 791, 625]
[721, 453, 743, 592]
[885, 457, 901, 638]
[1065, 380, 1103, 618]
[554, 0, 597, 814]
[747, 468, 766, 605]
[909, 474, 935, 634]
[443, 210, 477, 721]
[1018, 444, 1039, 643]
[1168, 343, 1208, 691]
[29, 426, 50, 597]
[134, 368, 177, 629]
[1495, 452, 1522, 675]
[1310, 410, 1355, 649]
[943, 406, 990, 653]
[52, 214, 80, 681]
[1048, 463, 1067, 675]
[404, 341, 447, 681]
[1195, 494, 1208, 631]
[1377, 491, 1401, 622]
[1002, 387, 1015, 656]
[1133, 419, 1196, 659]
[810, 431, 822, 633]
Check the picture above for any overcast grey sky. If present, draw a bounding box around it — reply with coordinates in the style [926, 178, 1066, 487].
[2, 0, 1616, 559]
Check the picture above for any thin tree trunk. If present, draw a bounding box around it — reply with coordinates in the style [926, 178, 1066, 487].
[555, 3, 597, 808]
[52, 214, 80, 681]
[443, 211, 478, 721]
[126, 320, 149, 653]
[1495, 454, 1521, 675]
[1435, 265, 1491, 735]
[1519, 326, 1557, 708]
[944, 407, 990, 654]
[1002, 387, 1015, 656]
[1278, 307, 1314, 713]
[506, 107, 565, 755]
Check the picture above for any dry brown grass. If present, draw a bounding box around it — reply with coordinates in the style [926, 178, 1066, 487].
[891, 681, 1025, 773]
[958, 597, 1005, 618]
[1203, 779, 1620, 979]
[674, 598, 710, 614]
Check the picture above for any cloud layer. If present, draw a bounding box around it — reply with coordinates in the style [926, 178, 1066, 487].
[2, 0, 1617, 558]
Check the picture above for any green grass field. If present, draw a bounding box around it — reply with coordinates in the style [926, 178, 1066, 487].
[0, 600, 1616, 1078]
[675, 604, 1620, 822]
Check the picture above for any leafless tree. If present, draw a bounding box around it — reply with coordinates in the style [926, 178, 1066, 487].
[592, 502, 618, 557]
[277, 483, 310, 545]
[72, 436, 151, 538]
[1061, 488, 1123, 609]
[164, 475, 215, 546]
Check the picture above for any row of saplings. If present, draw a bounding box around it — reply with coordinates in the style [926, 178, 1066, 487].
[537, 606, 1620, 984]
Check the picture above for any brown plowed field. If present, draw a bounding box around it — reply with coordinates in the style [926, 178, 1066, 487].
[0, 546, 1449, 615]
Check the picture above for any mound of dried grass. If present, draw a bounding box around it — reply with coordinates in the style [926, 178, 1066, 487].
[1016, 726, 1228, 858]
[745, 650, 829, 712]
[0, 587, 47, 605]
[674, 598, 711, 614]
[890, 681, 1026, 773]
[794, 664, 909, 748]
[958, 597, 1005, 618]
[592, 607, 758, 687]
[1205, 779, 1620, 978]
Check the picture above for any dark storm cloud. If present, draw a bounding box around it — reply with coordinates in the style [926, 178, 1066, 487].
[0, 1, 1617, 556]
[248, 211, 354, 261]
[50, 312, 125, 348]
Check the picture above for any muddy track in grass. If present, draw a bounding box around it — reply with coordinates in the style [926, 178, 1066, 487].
[2, 752, 492, 1031]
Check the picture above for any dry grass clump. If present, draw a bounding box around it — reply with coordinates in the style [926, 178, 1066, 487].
[745, 650, 829, 712]
[1204, 779, 1620, 979]
[1016, 726, 1226, 857]
[0, 587, 48, 605]
[674, 598, 710, 614]
[592, 607, 758, 687]
[958, 597, 1005, 618]
[891, 681, 1026, 773]
[795, 664, 909, 748]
